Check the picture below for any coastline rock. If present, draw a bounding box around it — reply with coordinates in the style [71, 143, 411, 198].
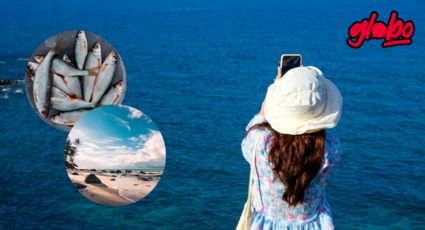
[71, 172, 79, 175]
[139, 170, 146, 174]
[110, 178, 116, 181]
[116, 170, 122, 173]
[85, 174, 102, 184]
[73, 183, 86, 190]
[125, 170, 132, 173]
[90, 169, 96, 172]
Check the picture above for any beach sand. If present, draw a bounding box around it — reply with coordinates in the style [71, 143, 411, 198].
[67, 169, 160, 206]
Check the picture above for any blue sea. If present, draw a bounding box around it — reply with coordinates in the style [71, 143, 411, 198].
[1, 0, 424, 229]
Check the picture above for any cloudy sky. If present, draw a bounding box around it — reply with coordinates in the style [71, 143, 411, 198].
[68, 105, 166, 170]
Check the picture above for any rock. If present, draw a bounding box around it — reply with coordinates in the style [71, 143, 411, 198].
[139, 177, 149, 181]
[85, 174, 102, 184]
[101, 170, 107, 173]
[111, 175, 117, 177]
[116, 170, 122, 173]
[121, 174, 127, 176]
[139, 170, 146, 174]
[73, 183, 86, 190]
[125, 170, 132, 173]
[64, 161, 75, 169]
[72, 172, 79, 175]
[110, 178, 116, 181]
[90, 169, 96, 172]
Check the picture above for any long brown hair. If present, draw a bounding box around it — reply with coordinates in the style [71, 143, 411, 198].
[248, 122, 325, 206]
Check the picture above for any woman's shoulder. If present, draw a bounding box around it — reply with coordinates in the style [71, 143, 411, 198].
[244, 114, 273, 146]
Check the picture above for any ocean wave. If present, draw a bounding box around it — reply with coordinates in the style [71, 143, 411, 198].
[118, 189, 137, 203]
[0, 80, 25, 99]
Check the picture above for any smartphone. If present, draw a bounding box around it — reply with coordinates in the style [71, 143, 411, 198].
[280, 54, 302, 76]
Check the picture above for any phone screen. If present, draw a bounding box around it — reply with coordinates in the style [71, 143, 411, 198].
[281, 55, 301, 76]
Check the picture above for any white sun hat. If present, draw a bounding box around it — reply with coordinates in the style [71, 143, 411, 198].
[264, 66, 342, 135]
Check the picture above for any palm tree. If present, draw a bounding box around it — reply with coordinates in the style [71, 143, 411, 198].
[64, 138, 80, 169]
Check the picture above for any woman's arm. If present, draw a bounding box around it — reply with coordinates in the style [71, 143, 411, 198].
[260, 66, 282, 116]
[241, 67, 282, 163]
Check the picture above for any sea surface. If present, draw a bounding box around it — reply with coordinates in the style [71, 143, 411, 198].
[1, 0, 425, 229]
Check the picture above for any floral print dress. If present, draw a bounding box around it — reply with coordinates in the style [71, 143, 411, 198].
[241, 114, 341, 230]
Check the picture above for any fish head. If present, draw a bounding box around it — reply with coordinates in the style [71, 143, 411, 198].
[91, 42, 101, 55]
[33, 55, 45, 64]
[106, 51, 118, 63]
[27, 62, 39, 72]
[40, 109, 48, 118]
[50, 114, 60, 123]
[77, 30, 86, 40]
[62, 54, 72, 63]
[115, 80, 124, 90]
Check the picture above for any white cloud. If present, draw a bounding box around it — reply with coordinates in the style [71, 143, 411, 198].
[128, 134, 148, 142]
[135, 131, 166, 163]
[123, 105, 143, 119]
[73, 130, 166, 169]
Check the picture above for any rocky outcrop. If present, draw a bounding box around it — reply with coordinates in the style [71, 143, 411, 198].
[85, 174, 102, 184]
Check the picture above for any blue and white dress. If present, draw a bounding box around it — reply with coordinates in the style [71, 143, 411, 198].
[241, 114, 341, 230]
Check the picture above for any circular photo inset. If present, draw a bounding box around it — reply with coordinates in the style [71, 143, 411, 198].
[25, 30, 126, 131]
[64, 105, 165, 207]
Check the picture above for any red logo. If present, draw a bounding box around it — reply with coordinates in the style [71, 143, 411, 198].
[347, 11, 415, 48]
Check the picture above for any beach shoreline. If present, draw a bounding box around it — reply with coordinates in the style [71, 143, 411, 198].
[67, 168, 161, 206]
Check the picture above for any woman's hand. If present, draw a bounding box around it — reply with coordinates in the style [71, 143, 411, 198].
[275, 66, 283, 81]
[260, 66, 282, 115]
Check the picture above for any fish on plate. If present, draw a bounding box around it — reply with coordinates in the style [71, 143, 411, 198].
[51, 87, 70, 98]
[52, 55, 85, 99]
[52, 74, 74, 97]
[33, 48, 57, 117]
[51, 97, 95, 111]
[50, 109, 88, 126]
[83, 42, 102, 101]
[52, 58, 90, 77]
[90, 51, 117, 103]
[75, 30, 88, 70]
[100, 80, 124, 105]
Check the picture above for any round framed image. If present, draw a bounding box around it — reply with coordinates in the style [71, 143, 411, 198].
[64, 105, 166, 207]
[25, 30, 126, 131]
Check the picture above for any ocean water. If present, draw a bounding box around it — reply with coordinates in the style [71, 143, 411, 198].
[1, 0, 425, 229]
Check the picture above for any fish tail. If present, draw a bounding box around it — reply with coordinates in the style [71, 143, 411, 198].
[69, 94, 81, 100]
[88, 67, 99, 76]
